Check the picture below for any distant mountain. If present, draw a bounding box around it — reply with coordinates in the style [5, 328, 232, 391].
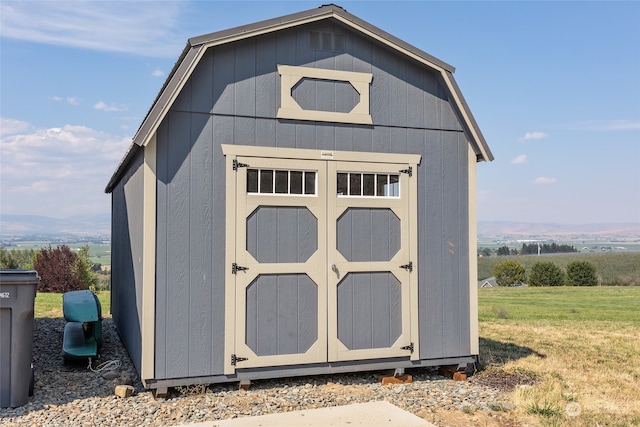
[0, 214, 110, 238]
[2, 214, 639, 241]
[478, 221, 640, 239]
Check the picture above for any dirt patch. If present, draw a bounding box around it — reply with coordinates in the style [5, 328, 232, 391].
[470, 368, 540, 392]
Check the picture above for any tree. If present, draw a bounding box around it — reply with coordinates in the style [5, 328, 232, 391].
[497, 246, 511, 256]
[566, 261, 598, 286]
[479, 247, 492, 257]
[76, 245, 99, 292]
[493, 260, 526, 287]
[0, 248, 36, 269]
[529, 261, 565, 287]
[33, 245, 87, 293]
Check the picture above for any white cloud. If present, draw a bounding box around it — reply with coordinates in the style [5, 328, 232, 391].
[152, 69, 165, 78]
[0, 1, 184, 58]
[50, 96, 80, 106]
[519, 132, 549, 142]
[0, 118, 32, 136]
[94, 101, 127, 112]
[511, 154, 528, 164]
[0, 119, 131, 216]
[533, 177, 557, 185]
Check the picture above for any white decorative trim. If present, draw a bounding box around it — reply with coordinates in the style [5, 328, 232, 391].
[277, 65, 373, 125]
[221, 144, 421, 165]
[468, 144, 479, 355]
[141, 135, 157, 382]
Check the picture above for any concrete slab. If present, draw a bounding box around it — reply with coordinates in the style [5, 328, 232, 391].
[176, 401, 434, 426]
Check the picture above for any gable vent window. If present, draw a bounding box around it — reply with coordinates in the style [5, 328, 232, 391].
[310, 31, 345, 52]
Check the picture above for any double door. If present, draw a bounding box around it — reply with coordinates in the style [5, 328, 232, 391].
[224, 147, 419, 372]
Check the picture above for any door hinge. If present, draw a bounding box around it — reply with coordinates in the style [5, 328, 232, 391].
[399, 166, 412, 177]
[400, 261, 413, 272]
[231, 354, 248, 365]
[232, 263, 249, 274]
[401, 342, 414, 353]
[233, 159, 249, 171]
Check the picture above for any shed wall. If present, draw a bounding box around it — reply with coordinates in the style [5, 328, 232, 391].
[111, 148, 145, 373]
[153, 21, 471, 380]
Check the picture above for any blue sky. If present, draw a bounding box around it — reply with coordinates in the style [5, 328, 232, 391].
[1, 0, 639, 224]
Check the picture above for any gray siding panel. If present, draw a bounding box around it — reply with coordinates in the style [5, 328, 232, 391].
[188, 113, 214, 376]
[337, 272, 401, 350]
[155, 111, 224, 380]
[421, 132, 445, 358]
[111, 148, 144, 374]
[256, 34, 277, 118]
[337, 208, 400, 262]
[441, 131, 461, 357]
[235, 39, 257, 117]
[246, 274, 318, 356]
[247, 206, 318, 263]
[155, 121, 169, 379]
[165, 111, 191, 379]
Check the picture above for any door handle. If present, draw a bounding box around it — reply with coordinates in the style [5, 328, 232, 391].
[331, 263, 338, 272]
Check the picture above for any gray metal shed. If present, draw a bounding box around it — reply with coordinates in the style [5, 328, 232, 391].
[106, 4, 493, 391]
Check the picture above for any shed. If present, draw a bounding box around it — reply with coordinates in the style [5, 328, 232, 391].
[105, 4, 493, 391]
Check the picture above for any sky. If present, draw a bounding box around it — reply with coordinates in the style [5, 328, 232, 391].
[1, 0, 639, 225]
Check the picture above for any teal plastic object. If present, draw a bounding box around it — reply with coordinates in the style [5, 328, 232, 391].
[62, 290, 103, 360]
[63, 290, 100, 322]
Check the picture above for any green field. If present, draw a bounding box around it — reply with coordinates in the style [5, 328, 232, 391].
[478, 252, 640, 286]
[9, 241, 111, 265]
[478, 285, 640, 322]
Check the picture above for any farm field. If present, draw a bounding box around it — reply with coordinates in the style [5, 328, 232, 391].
[478, 286, 640, 426]
[7, 240, 111, 265]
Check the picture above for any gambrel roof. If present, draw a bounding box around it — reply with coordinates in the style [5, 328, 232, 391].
[106, 4, 492, 193]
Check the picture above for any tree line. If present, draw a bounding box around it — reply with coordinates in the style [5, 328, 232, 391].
[492, 259, 598, 287]
[480, 243, 578, 257]
[1, 245, 104, 293]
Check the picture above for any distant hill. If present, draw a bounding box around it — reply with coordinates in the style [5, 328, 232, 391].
[0, 213, 110, 238]
[1, 214, 638, 241]
[478, 221, 640, 240]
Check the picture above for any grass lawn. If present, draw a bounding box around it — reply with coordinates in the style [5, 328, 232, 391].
[479, 286, 640, 426]
[35, 291, 110, 318]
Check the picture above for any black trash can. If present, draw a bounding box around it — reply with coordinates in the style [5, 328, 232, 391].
[0, 270, 39, 408]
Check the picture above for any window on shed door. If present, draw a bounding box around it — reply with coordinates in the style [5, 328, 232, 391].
[337, 172, 400, 197]
[247, 169, 317, 195]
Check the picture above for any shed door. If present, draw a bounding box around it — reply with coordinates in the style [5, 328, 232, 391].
[229, 153, 417, 370]
[327, 161, 414, 362]
[233, 156, 328, 369]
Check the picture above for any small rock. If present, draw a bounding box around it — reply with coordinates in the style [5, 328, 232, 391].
[498, 401, 517, 411]
[102, 371, 119, 380]
[114, 385, 135, 398]
[118, 371, 132, 385]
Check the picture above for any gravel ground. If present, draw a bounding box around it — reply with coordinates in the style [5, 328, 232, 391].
[0, 317, 521, 427]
